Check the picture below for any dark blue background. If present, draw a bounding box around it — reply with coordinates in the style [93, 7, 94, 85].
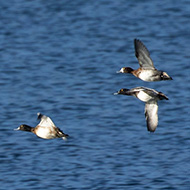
[0, 0, 189, 189]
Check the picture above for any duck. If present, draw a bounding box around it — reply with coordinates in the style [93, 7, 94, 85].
[117, 39, 173, 82]
[15, 113, 69, 140]
[114, 87, 169, 132]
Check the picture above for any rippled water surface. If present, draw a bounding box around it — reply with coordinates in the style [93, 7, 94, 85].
[0, 0, 189, 189]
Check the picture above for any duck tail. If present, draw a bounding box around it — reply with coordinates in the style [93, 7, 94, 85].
[158, 93, 169, 100]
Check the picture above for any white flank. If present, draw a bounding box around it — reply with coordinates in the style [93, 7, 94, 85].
[138, 70, 154, 81]
[35, 127, 53, 139]
[137, 91, 152, 102]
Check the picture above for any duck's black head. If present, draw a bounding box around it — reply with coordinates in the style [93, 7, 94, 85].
[15, 124, 33, 132]
[114, 88, 129, 95]
[117, 67, 134, 73]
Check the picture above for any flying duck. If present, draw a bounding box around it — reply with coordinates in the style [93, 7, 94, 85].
[117, 39, 173, 82]
[15, 113, 69, 140]
[114, 87, 169, 132]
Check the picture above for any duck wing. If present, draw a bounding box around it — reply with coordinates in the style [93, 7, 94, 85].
[134, 39, 155, 69]
[144, 101, 158, 132]
[129, 87, 158, 96]
[37, 113, 56, 129]
[127, 86, 149, 93]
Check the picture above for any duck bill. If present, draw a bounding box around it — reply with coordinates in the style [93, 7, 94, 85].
[114, 90, 122, 95]
[14, 127, 20, 131]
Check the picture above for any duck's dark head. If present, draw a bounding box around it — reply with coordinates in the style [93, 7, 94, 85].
[114, 88, 129, 95]
[161, 72, 173, 80]
[117, 67, 134, 73]
[15, 124, 33, 132]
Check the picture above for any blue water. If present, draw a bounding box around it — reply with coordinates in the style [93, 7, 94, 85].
[0, 0, 189, 189]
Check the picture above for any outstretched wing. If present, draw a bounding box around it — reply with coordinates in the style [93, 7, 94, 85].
[37, 113, 56, 128]
[134, 39, 155, 69]
[144, 101, 158, 132]
[129, 86, 157, 95]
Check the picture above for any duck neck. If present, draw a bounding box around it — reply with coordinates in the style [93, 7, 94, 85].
[125, 67, 134, 73]
[23, 125, 35, 133]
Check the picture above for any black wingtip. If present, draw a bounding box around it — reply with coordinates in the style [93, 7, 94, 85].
[134, 38, 140, 57]
[134, 38, 140, 44]
[134, 38, 137, 46]
[37, 112, 43, 120]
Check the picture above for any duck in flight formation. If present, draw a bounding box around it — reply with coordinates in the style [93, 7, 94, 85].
[114, 87, 169, 132]
[15, 39, 172, 139]
[15, 113, 69, 140]
[117, 39, 173, 82]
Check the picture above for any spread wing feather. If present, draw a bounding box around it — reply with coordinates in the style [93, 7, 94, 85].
[134, 39, 155, 69]
[145, 101, 158, 132]
[37, 113, 56, 129]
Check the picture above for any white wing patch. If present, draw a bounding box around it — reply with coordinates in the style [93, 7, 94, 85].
[38, 114, 56, 129]
[145, 101, 158, 132]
